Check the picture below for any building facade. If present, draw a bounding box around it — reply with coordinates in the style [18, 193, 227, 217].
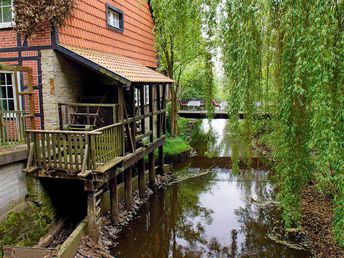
[0, 0, 172, 240]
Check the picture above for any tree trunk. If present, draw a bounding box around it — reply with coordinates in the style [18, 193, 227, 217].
[170, 85, 178, 137]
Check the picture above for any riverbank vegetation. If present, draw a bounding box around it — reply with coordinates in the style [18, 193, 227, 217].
[219, 0, 344, 248]
[152, 0, 343, 252]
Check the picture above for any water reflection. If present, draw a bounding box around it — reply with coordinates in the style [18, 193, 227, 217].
[113, 167, 310, 257]
[112, 120, 311, 258]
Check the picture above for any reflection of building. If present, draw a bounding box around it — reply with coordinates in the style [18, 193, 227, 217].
[0, 0, 172, 244]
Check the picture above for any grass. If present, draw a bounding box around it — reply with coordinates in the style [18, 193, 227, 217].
[163, 136, 191, 156]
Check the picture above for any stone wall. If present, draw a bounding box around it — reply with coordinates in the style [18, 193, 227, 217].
[41, 50, 84, 130]
[0, 161, 27, 219]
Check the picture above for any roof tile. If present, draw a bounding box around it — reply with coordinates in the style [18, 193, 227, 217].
[58, 45, 174, 84]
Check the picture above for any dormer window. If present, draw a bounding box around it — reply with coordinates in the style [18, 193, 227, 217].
[0, 0, 13, 29]
[107, 4, 124, 32]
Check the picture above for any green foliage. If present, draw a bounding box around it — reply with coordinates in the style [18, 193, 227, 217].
[221, 0, 263, 172]
[151, 0, 219, 135]
[164, 136, 191, 156]
[219, 0, 344, 242]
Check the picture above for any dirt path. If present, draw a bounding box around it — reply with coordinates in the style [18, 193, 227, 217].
[301, 184, 344, 258]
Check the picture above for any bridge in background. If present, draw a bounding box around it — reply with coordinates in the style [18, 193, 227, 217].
[178, 110, 271, 119]
[178, 99, 270, 119]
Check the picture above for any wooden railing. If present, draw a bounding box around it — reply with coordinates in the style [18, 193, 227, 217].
[0, 111, 27, 146]
[58, 102, 119, 130]
[26, 122, 124, 174]
[92, 123, 124, 168]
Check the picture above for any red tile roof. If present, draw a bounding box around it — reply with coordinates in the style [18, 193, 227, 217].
[57, 45, 174, 85]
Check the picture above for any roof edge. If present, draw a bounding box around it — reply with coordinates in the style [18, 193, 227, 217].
[55, 44, 131, 85]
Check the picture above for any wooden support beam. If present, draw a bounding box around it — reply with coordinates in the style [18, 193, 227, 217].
[162, 84, 167, 135]
[131, 86, 136, 150]
[156, 85, 162, 139]
[148, 152, 156, 188]
[149, 85, 154, 142]
[109, 175, 118, 222]
[87, 191, 98, 238]
[124, 167, 133, 210]
[156, 85, 164, 175]
[121, 87, 135, 153]
[158, 145, 164, 176]
[137, 158, 145, 198]
[118, 86, 126, 155]
[140, 86, 145, 135]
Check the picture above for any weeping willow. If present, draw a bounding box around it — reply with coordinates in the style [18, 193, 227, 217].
[222, 0, 262, 172]
[220, 0, 344, 244]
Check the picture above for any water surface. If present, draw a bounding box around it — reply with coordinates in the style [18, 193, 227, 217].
[112, 120, 311, 258]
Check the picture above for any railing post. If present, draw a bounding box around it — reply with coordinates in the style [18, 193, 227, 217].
[89, 134, 96, 170]
[58, 103, 63, 130]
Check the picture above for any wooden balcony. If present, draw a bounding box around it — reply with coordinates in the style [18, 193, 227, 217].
[0, 110, 27, 146]
[26, 122, 124, 177]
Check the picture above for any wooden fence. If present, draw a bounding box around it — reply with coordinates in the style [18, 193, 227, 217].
[0, 110, 26, 146]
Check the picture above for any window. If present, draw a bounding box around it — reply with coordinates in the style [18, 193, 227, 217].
[134, 88, 140, 107]
[0, 0, 13, 28]
[0, 72, 16, 111]
[144, 85, 149, 105]
[107, 4, 124, 32]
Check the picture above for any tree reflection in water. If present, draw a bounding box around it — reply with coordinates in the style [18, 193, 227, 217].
[113, 120, 311, 258]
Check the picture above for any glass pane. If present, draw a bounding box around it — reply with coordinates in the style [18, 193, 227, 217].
[0, 74, 5, 86]
[3, 6, 12, 23]
[8, 100, 14, 111]
[2, 100, 8, 111]
[7, 86, 13, 98]
[1, 86, 7, 98]
[6, 73, 12, 85]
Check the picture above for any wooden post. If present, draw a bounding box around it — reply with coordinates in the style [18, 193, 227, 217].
[156, 85, 164, 175]
[148, 152, 156, 188]
[124, 167, 133, 209]
[87, 191, 98, 237]
[137, 158, 145, 198]
[109, 175, 118, 222]
[162, 84, 167, 135]
[118, 86, 126, 155]
[149, 85, 154, 142]
[158, 146, 164, 176]
[140, 86, 145, 135]
[157, 85, 162, 139]
[131, 86, 136, 150]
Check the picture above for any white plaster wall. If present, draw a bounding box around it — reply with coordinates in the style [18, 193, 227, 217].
[0, 161, 27, 218]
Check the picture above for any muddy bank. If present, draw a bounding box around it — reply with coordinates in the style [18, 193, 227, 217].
[254, 139, 343, 256]
[301, 184, 344, 258]
[164, 148, 193, 164]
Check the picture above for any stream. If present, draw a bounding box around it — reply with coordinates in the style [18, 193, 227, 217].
[112, 119, 312, 258]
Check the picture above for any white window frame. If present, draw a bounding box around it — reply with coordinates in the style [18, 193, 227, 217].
[144, 85, 149, 105]
[106, 4, 124, 32]
[0, 0, 14, 29]
[0, 71, 19, 112]
[134, 88, 140, 107]
[108, 10, 120, 29]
